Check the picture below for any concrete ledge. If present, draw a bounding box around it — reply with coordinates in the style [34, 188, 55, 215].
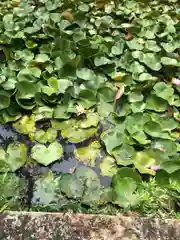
[0, 212, 180, 240]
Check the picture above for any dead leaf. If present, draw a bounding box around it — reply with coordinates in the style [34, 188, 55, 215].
[76, 104, 86, 116]
[62, 10, 73, 21]
[167, 106, 174, 117]
[125, 32, 133, 41]
[114, 86, 125, 105]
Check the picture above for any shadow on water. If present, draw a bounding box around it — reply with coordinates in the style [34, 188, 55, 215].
[0, 122, 112, 209]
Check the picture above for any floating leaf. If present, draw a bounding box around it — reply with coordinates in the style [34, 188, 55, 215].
[75, 167, 101, 205]
[32, 171, 62, 205]
[31, 142, 63, 166]
[101, 131, 124, 154]
[76, 68, 96, 81]
[146, 95, 168, 112]
[74, 141, 101, 167]
[13, 115, 35, 139]
[78, 112, 100, 128]
[112, 144, 136, 166]
[59, 174, 83, 199]
[35, 54, 49, 63]
[133, 151, 156, 175]
[100, 156, 118, 177]
[0, 143, 27, 172]
[62, 127, 97, 143]
[153, 82, 174, 103]
[35, 128, 57, 144]
[0, 174, 26, 210]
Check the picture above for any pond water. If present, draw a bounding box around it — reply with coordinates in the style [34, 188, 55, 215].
[0, 122, 112, 210]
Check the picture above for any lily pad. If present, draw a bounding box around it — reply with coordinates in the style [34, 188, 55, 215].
[0, 142, 27, 172]
[100, 156, 118, 177]
[59, 173, 83, 199]
[153, 82, 174, 103]
[0, 174, 26, 211]
[35, 128, 57, 144]
[61, 127, 97, 143]
[75, 167, 101, 205]
[133, 151, 157, 175]
[32, 171, 63, 206]
[78, 112, 100, 128]
[112, 168, 141, 208]
[152, 139, 177, 156]
[113, 177, 140, 208]
[112, 144, 136, 166]
[74, 141, 101, 167]
[101, 130, 124, 154]
[31, 142, 63, 166]
[13, 115, 35, 140]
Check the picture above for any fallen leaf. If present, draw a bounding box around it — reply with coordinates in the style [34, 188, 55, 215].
[125, 32, 133, 41]
[62, 10, 73, 21]
[167, 106, 173, 117]
[114, 86, 125, 105]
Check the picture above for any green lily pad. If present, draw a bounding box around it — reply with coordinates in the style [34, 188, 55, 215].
[59, 173, 83, 199]
[112, 167, 142, 185]
[78, 112, 100, 128]
[13, 115, 35, 139]
[74, 141, 101, 167]
[152, 139, 177, 156]
[0, 174, 26, 211]
[146, 95, 168, 112]
[142, 53, 162, 71]
[42, 77, 58, 96]
[34, 106, 54, 121]
[113, 177, 140, 208]
[128, 91, 143, 102]
[125, 113, 151, 135]
[112, 168, 141, 208]
[144, 121, 169, 139]
[0, 142, 27, 172]
[153, 82, 174, 103]
[76, 68, 96, 81]
[133, 151, 156, 175]
[32, 171, 63, 206]
[51, 119, 77, 131]
[31, 142, 63, 166]
[100, 156, 118, 177]
[35, 54, 49, 63]
[75, 167, 101, 205]
[161, 57, 178, 66]
[62, 127, 97, 143]
[112, 144, 136, 166]
[101, 130, 124, 154]
[54, 104, 71, 119]
[97, 100, 114, 118]
[35, 128, 57, 144]
[132, 131, 151, 145]
[0, 91, 10, 110]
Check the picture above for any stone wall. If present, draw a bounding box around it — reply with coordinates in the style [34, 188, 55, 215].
[0, 212, 180, 240]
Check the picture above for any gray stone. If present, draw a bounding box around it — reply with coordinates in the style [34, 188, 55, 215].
[0, 212, 180, 240]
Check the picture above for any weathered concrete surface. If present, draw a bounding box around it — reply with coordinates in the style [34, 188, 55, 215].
[0, 212, 180, 240]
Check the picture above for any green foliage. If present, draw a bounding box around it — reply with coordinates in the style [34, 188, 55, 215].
[0, 174, 26, 211]
[0, 0, 179, 215]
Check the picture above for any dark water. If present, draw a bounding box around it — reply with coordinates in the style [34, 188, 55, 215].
[0, 122, 112, 209]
